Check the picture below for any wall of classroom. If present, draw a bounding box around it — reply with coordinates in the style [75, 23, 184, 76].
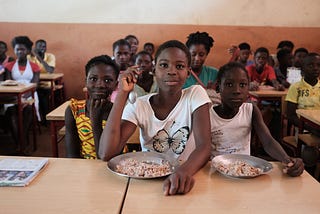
[1, 0, 320, 99]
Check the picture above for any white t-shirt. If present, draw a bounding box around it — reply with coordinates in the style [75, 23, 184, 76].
[122, 85, 211, 162]
[210, 103, 253, 158]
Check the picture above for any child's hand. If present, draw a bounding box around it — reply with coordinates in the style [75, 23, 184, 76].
[249, 81, 259, 91]
[119, 66, 141, 92]
[163, 170, 194, 196]
[275, 84, 285, 91]
[282, 158, 304, 177]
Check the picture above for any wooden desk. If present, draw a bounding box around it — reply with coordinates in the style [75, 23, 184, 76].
[0, 157, 128, 214]
[46, 101, 70, 157]
[40, 73, 64, 110]
[296, 109, 320, 131]
[249, 88, 288, 114]
[0, 83, 36, 152]
[123, 162, 320, 214]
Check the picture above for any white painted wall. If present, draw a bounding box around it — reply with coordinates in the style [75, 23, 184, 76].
[0, 0, 319, 27]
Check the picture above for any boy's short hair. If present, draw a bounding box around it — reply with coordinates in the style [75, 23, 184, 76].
[112, 39, 131, 52]
[294, 48, 308, 56]
[254, 47, 269, 56]
[238, 42, 251, 51]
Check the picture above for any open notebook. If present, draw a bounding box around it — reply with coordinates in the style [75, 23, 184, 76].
[0, 158, 48, 187]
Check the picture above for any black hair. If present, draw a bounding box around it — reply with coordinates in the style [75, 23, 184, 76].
[112, 39, 131, 52]
[302, 52, 320, 64]
[186, 31, 214, 54]
[124, 35, 139, 44]
[254, 47, 269, 57]
[35, 39, 46, 45]
[135, 50, 153, 62]
[155, 40, 191, 67]
[11, 36, 33, 51]
[85, 55, 120, 79]
[277, 40, 294, 50]
[277, 48, 291, 61]
[143, 42, 154, 49]
[216, 62, 249, 92]
[294, 48, 308, 56]
[0, 41, 7, 49]
[238, 42, 251, 50]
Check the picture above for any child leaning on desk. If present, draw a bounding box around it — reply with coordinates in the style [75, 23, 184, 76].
[210, 62, 304, 177]
[99, 40, 212, 196]
[65, 55, 119, 159]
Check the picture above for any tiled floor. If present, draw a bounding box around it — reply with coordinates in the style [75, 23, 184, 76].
[0, 124, 66, 158]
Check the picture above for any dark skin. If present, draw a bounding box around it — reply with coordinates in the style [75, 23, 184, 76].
[250, 52, 284, 91]
[99, 47, 211, 195]
[65, 63, 118, 159]
[114, 45, 131, 71]
[215, 67, 304, 176]
[30, 41, 54, 73]
[6, 44, 40, 95]
[135, 53, 154, 93]
[287, 55, 320, 135]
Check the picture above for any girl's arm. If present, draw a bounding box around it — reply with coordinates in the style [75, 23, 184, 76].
[252, 103, 290, 161]
[286, 101, 300, 127]
[163, 103, 211, 195]
[99, 69, 138, 161]
[252, 103, 304, 176]
[65, 106, 81, 158]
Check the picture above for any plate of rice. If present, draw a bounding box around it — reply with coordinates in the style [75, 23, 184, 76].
[211, 154, 273, 178]
[107, 152, 178, 179]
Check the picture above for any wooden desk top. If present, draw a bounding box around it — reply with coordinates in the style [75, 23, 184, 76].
[249, 89, 288, 98]
[0, 157, 128, 214]
[296, 109, 320, 126]
[40, 73, 64, 80]
[0, 83, 36, 93]
[123, 162, 320, 214]
[46, 100, 70, 121]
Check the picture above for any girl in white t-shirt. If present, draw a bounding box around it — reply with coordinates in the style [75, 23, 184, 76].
[99, 40, 212, 195]
[210, 62, 304, 177]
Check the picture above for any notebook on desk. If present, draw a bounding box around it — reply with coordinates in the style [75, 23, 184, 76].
[0, 158, 48, 187]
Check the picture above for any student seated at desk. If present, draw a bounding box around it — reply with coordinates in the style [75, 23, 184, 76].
[210, 62, 304, 177]
[286, 53, 320, 168]
[99, 40, 212, 195]
[246, 47, 285, 91]
[29, 39, 56, 125]
[65, 55, 119, 159]
[3, 36, 40, 152]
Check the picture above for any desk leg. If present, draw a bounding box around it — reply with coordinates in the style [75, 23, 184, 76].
[50, 80, 55, 110]
[50, 121, 59, 157]
[17, 94, 24, 152]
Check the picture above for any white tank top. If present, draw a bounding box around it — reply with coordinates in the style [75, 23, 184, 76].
[210, 103, 253, 158]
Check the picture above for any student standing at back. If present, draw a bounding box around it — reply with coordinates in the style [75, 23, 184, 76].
[99, 40, 212, 195]
[210, 62, 304, 177]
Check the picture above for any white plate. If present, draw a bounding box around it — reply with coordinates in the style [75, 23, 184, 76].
[0, 80, 18, 86]
[211, 154, 273, 178]
[107, 151, 179, 179]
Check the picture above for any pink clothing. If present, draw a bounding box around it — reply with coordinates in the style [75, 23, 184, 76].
[246, 64, 276, 85]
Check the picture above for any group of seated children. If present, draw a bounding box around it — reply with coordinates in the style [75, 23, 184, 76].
[64, 37, 306, 197]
